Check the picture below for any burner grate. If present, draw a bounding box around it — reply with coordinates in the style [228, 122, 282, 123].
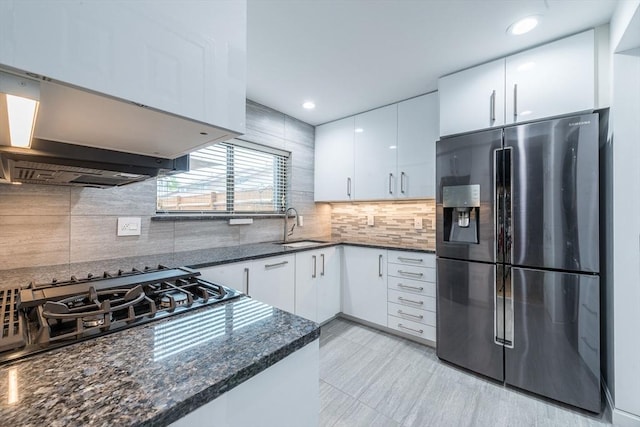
[0, 287, 25, 352]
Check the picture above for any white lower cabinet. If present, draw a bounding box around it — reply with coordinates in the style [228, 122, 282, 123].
[199, 262, 249, 293]
[342, 246, 388, 327]
[387, 251, 437, 343]
[248, 255, 295, 313]
[295, 247, 341, 323]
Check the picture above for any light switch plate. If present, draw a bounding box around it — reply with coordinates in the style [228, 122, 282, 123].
[117, 217, 141, 236]
[414, 217, 423, 230]
[367, 215, 374, 226]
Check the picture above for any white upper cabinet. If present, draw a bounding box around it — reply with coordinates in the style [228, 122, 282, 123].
[505, 30, 594, 124]
[354, 104, 399, 200]
[438, 58, 506, 137]
[438, 30, 595, 137]
[0, 0, 246, 157]
[314, 116, 355, 201]
[397, 93, 439, 198]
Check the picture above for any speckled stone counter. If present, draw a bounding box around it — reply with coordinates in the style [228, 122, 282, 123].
[0, 297, 320, 427]
[0, 240, 434, 289]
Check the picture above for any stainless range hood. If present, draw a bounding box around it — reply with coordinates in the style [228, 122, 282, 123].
[0, 139, 188, 188]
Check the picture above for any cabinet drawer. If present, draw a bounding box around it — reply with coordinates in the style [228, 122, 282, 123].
[388, 289, 436, 312]
[388, 264, 435, 282]
[387, 277, 435, 297]
[388, 251, 435, 268]
[388, 302, 436, 326]
[387, 315, 436, 341]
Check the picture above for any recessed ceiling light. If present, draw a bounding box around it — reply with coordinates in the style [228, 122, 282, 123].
[302, 101, 315, 110]
[508, 16, 539, 35]
[354, 128, 364, 133]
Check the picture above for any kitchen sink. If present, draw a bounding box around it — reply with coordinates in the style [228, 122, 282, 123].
[280, 240, 327, 248]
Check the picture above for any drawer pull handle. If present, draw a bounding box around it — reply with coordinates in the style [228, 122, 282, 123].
[397, 283, 424, 292]
[265, 261, 289, 268]
[397, 310, 423, 320]
[398, 296, 423, 305]
[397, 257, 423, 263]
[398, 324, 423, 335]
[398, 270, 424, 278]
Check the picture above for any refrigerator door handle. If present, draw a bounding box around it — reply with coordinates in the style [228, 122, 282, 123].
[504, 266, 514, 348]
[494, 148, 503, 264]
[494, 265, 502, 346]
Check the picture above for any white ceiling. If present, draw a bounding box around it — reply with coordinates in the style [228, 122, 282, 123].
[247, 0, 617, 126]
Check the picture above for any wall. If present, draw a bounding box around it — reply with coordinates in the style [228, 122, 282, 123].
[330, 200, 436, 250]
[604, 1, 640, 425]
[0, 100, 331, 272]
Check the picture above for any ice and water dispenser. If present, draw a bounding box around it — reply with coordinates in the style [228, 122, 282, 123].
[442, 184, 480, 244]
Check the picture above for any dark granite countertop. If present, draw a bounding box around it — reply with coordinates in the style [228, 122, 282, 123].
[0, 296, 320, 427]
[179, 240, 435, 269]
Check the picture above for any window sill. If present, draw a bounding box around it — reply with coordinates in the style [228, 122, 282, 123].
[152, 214, 286, 222]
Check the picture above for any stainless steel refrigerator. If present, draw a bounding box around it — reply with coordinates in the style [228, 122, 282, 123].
[435, 112, 601, 412]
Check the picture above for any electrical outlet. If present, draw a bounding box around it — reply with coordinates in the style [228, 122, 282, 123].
[298, 215, 304, 227]
[117, 217, 141, 236]
[367, 215, 374, 226]
[414, 217, 423, 230]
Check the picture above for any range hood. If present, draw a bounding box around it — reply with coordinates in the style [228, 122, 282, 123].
[0, 68, 239, 159]
[0, 139, 188, 188]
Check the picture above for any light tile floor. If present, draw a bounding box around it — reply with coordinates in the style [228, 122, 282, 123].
[319, 318, 612, 427]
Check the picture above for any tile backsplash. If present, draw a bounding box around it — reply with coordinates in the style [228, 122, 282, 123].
[0, 100, 331, 271]
[331, 200, 436, 250]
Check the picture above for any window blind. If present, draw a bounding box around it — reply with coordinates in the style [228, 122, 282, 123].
[157, 140, 289, 214]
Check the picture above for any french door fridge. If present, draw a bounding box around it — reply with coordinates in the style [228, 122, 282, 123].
[435, 113, 601, 412]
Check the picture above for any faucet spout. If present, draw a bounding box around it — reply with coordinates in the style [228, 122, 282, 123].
[283, 207, 299, 243]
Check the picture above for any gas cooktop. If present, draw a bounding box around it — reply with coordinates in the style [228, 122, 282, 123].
[0, 265, 241, 364]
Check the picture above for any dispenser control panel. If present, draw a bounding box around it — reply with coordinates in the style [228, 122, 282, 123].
[442, 185, 480, 208]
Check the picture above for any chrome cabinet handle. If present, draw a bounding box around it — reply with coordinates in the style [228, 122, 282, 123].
[400, 172, 406, 194]
[378, 254, 383, 277]
[398, 270, 424, 278]
[265, 261, 289, 269]
[347, 177, 352, 197]
[321, 254, 325, 276]
[312, 255, 317, 278]
[513, 83, 518, 120]
[398, 324, 423, 334]
[244, 267, 249, 295]
[490, 90, 496, 124]
[397, 283, 424, 292]
[397, 310, 423, 320]
[398, 296, 423, 305]
[397, 256, 423, 263]
[388, 173, 394, 194]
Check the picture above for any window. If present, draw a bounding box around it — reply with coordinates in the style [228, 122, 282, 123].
[157, 140, 289, 214]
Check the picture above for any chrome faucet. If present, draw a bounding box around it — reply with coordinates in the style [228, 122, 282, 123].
[283, 207, 299, 243]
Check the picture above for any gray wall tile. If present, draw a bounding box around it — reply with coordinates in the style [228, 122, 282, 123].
[0, 184, 70, 216]
[70, 179, 157, 216]
[0, 216, 70, 269]
[285, 115, 314, 147]
[70, 216, 174, 263]
[174, 220, 241, 252]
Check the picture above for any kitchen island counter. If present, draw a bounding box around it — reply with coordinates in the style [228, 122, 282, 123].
[0, 296, 320, 427]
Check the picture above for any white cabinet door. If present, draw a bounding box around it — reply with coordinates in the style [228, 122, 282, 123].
[354, 104, 398, 200]
[438, 58, 505, 136]
[0, 0, 246, 133]
[397, 93, 439, 198]
[505, 30, 594, 124]
[248, 255, 295, 313]
[314, 117, 355, 201]
[317, 246, 341, 323]
[295, 247, 341, 323]
[295, 250, 320, 322]
[198, 262, 248, 293]
[342, 246, 387, 326]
